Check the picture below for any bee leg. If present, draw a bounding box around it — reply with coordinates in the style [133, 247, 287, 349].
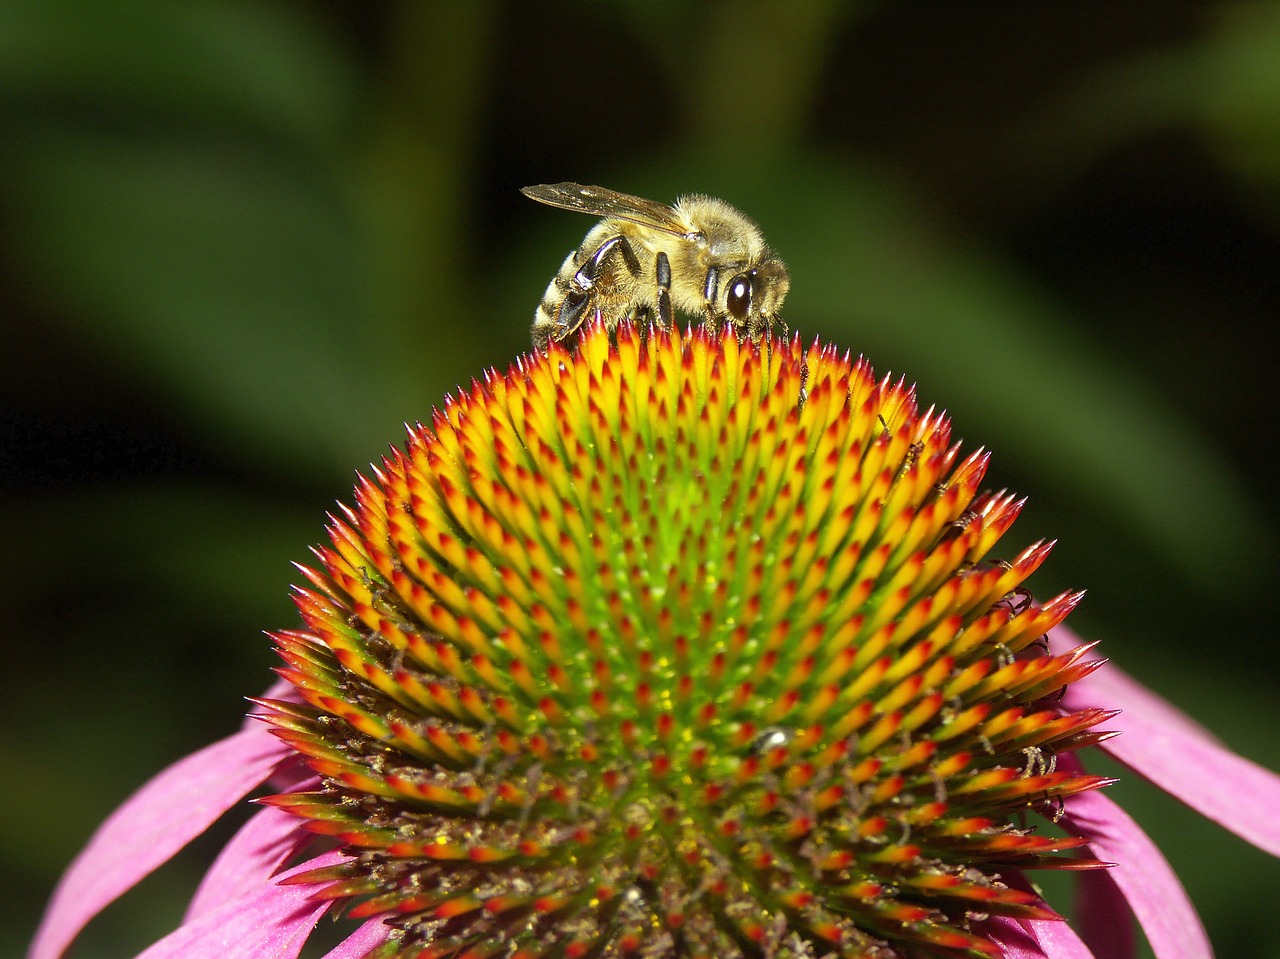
[655, 251, 672, 328]
[702, 265, 721, 334]
[750, 314, 783, 343]
[574, 234, 640, 290]
[558, 233, 641, 337]
[554, 287, 592, 340]
[548, 235, 630, 342]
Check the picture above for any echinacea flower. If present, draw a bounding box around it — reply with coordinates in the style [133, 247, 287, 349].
[31, 322, 1280, 959]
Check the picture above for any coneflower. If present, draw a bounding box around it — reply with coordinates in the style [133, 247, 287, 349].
[31, 322, 1280, 959]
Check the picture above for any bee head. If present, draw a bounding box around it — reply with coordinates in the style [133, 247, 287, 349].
[724, 257, 790, 336]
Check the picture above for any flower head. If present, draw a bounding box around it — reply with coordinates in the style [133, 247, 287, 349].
[31, 322, 1280, 959]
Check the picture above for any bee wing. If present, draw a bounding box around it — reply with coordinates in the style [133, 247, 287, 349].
[521, 183, 694, 239]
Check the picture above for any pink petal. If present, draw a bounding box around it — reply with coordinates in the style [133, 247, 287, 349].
[985, 915, 1096, 959]
[1062, 788, 1211, 959]
[321, 918, 393, 959]
[136, 849, 346, 959]
[183, 803, 311, 921]
[1074, 869, 1137, 959]
[1053, 627, 1280, 858]
[28, 724, 291, 959]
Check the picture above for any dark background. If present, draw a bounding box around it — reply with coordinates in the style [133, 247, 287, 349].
[4, 2, 1279, 957]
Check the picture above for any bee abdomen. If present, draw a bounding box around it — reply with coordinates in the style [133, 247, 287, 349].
[531, 250, 582, 349]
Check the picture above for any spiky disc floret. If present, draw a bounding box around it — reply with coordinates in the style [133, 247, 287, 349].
[259, 322, 1114, 959]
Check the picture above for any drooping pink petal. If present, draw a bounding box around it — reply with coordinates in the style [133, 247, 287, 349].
[1062, 788, 1211, 959]
[1074, 868, 1137, 959]
[28, 724, 291, 959]
[1052, 626, 1280, 858]
[261, 756, 316, 793]
[321, 918, 393, 959]
[985, 914, 1096, 959]
[183, 801, 313, 921]
[135, 849, 346, 959]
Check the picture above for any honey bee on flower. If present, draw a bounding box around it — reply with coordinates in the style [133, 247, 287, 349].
[523, 182, 790, 348]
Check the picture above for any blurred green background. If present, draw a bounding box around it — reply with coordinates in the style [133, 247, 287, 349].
[4, 2, 1279, 956]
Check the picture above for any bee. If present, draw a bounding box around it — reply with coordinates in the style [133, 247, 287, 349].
[522, 182, 790, 349]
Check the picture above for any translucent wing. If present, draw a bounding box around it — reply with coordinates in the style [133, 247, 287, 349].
[521, 182, 694, 238]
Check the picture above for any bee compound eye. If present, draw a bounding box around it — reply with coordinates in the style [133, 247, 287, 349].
[727, 273, 753, 320]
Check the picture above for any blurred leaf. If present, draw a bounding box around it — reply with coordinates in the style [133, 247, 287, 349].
[0, 481, 320, 661]
[1197, 4, 1280, 210]
[616, 0, 853, 156]
[0, 0, 434, 478]
[0, 0, 507, 481]
[355, 1, 499, 380]
[991, 5, 1280, 219]
[0, 0, 354, 148]
[3, 123, 414, 476]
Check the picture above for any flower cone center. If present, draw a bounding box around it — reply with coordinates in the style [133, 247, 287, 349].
[262, 323, 1111, 959]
